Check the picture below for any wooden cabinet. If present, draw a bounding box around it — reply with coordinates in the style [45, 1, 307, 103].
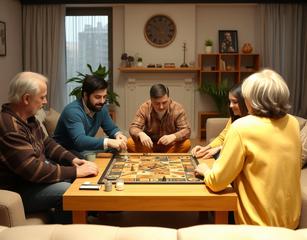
[198, 53, 260, 86]
[198, 111, 220, 140]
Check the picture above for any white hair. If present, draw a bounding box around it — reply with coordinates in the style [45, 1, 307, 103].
[242, 68, 290, 118]
[8, 72, 48, 103]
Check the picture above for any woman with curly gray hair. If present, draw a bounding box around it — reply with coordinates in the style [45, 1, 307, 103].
[196, 69, 301, 229]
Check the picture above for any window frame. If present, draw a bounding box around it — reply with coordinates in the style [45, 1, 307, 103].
[65, 7, 113, 91]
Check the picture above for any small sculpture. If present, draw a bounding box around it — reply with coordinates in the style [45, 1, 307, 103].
[180, 42, 189, 68]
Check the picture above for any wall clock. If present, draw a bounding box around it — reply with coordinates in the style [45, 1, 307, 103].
[144, 15, 176, 48]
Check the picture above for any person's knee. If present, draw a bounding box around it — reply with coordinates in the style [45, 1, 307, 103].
[174, 139, 191, 153]
[182, 139, 191, 152]
[127, 137, 136, 152]
[52, 182, 71, 196]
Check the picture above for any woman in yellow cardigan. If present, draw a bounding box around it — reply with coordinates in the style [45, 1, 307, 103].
[191, 83, 248, 158]
[195, 69, 301, 228]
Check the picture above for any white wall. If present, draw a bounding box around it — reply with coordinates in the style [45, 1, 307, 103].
[124, 4, 196, 67]
[0, 0, 22, 105]
[196, 4, 257, 54]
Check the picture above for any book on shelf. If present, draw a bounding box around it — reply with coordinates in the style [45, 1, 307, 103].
[220, 59, 226, 71]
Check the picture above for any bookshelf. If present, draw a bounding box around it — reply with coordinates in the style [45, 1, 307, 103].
[198, 53, 260, 87]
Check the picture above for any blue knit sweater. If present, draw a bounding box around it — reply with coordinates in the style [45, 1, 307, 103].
[53, 100, 120, 152]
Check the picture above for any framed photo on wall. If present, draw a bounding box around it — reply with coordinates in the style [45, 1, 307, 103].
[219, 30, 238, 53]
[0, 21, 6, 56]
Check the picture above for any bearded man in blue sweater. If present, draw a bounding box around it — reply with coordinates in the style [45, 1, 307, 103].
[54, 75, 127, 158]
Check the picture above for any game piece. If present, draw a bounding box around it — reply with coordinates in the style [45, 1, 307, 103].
[99, 153, 203, 184]
[116, 179, 125, 191]
[104, 180, 112, 192]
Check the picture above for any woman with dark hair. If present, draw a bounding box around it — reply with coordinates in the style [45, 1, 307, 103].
[191, 83, 248, 159]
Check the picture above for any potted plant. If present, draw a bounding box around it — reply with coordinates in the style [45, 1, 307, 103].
[127, 55, 135, 67]
[205, 39, 213, 53]
[199, 79, 230, 117]
[137, 57, 143, 67]
[66, 63, 120, 107]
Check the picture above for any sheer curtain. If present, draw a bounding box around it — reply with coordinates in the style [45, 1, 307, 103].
[257, 4, 307, 117]
[22, 4, 67, 112]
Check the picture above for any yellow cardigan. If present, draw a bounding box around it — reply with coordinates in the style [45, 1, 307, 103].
[205, 114, 301, 229]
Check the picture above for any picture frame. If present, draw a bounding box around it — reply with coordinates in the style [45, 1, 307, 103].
[0, 21, 6, 56]
[219, 30, 238, 53]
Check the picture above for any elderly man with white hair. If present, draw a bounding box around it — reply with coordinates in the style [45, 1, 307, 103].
[0, 71, 98, 223]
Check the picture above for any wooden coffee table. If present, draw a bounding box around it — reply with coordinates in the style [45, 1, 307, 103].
[63, 153, 237, 224]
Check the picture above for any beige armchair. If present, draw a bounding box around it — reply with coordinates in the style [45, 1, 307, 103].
[0, 190, 49, 227]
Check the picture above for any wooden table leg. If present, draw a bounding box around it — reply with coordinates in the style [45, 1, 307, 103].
[72, 211, 87, 224]
[214, 211, 228, 224]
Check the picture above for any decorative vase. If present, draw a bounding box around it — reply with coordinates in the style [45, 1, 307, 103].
[205, 46, 212, 54]
[120, 60, 127, 68]
[137, 61, 143, 67]
[242, 43, 253, 54]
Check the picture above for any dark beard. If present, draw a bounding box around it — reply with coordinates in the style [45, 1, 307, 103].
[86, 100, 105, 112]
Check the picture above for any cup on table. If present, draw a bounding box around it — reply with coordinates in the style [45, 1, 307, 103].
[84, 152, 96, 161]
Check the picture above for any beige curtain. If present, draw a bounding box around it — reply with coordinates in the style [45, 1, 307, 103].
[22, 4, 66, 112]
[257, 4, 307, 117]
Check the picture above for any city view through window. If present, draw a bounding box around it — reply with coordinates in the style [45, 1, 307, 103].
[65, 15, 109, 103]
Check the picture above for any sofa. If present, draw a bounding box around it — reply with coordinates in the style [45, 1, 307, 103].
[206, 115, 307, 229]
[0, 224, 307, 240]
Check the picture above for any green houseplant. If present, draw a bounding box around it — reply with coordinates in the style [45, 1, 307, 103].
[205, 39, 213, 53]
[205, 39, 213, 47]
[199, 79, 230, 117]
[66, 64, 120, 107]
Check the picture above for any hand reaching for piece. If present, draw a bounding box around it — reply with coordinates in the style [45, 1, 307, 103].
[202, 146, 222, 159]
[138, 132, 153, 149]
[157, 134, 176, 145]
[191, 145, 211, 158]
[116, 133, 128, 144]
[108, 139, 127, 151]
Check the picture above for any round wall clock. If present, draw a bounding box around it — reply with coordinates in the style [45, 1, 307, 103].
[144, 14, 176, 48]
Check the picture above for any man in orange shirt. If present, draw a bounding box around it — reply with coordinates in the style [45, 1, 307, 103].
[127, 84, 191, 153]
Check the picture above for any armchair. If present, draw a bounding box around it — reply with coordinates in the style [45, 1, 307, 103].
[0, 190, 49, 227]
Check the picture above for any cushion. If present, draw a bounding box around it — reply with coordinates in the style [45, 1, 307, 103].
[301, 124, 307, 168]
[44, 108, 60, 136]
[296, 116, 307, 130]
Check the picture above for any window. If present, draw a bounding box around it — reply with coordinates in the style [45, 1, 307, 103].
[65, 7, 113, 104]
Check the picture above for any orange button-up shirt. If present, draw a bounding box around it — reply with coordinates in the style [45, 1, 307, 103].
[129, 99, 191, 142]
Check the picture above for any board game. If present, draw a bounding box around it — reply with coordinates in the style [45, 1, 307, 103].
[98, 153, 203, 184]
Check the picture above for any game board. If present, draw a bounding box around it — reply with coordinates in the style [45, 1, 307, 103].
[98, 153, 203, 184]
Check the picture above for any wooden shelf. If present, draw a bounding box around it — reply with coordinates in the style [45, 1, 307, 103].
[198, 53, 260, 86]
[118, 67, 200, 73]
